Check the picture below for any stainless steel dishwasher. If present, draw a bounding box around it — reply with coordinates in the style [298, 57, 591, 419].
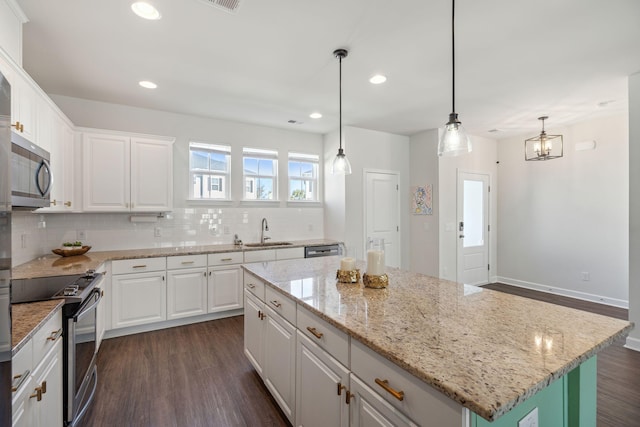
[304, 244, 341, 258]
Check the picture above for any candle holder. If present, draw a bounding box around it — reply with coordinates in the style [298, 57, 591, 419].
[365, 237, 388, 288]
[363, 273, 389, 289]
[336, 268, 361, 283]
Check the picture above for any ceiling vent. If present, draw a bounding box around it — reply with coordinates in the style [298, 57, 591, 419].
[197, 0, 242, 14]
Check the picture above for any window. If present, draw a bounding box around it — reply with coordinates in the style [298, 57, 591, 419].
[288, 152, 319, 201]
[189, 142, 230, 200]
[243, 148, 278, 200]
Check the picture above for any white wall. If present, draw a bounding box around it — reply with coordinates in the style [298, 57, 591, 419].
[628, 72, 640, 350]
[497, 114, 629, 307]
[438, 135, 498, 283]
[408, 129, 440, 277]
[324, 126, 410, 268]
[323, 129, 346, 243]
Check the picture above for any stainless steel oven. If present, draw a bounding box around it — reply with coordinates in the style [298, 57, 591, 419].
[63, 285, 101, 427]
[11, 130, 52, 209]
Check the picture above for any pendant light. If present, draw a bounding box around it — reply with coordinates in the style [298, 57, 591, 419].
[438, 0, 472, 157]
[524, 116, 563, 161]
[332, 48, 352, 175]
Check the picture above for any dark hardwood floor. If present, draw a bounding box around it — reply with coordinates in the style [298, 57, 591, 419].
[80, 285, 639, 427]
[79, 317, 289, 427]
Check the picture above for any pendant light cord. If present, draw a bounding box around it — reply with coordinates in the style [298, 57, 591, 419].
[451, 0, 456, 114]
[339, 54, 343, 151]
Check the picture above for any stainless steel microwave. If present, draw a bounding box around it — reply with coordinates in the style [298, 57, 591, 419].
[11, 131, 52, 208]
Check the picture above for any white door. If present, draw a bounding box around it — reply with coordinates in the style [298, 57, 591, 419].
[243, 292, 266, 378]
[264, 307, 296, 424]
[457, 172, 490, 285]
[365, 171, 400, 268]
[208, 266, 243, 313]
[167, 267, 208, 320]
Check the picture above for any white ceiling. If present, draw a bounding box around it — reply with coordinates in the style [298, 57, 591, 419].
[16, 0, 640, 139]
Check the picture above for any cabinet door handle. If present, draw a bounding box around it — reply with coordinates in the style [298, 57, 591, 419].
[30, 387, 42, 402]
[345, 390, 354, 405]
[132, 265, 147, 269]
[47, 328, 62, 341]
[220, 258, 233, 262]
[270, 300, 282, 308]
[51, 199, 57, 206]
[204, 272, 207, 277]
[306, 326, 323, 339]
[41, 381, 47, 394]
[64, 201, 72, 207]
[375, 378, 405, 401]
[11, 370, 30, 392]
[337, 382, 346, 396]
[247, 283, 255, 289]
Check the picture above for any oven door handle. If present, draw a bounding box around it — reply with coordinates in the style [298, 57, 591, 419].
[73, 288, 102, 322]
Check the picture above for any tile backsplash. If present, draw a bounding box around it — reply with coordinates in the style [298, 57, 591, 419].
[11, 207, 324, 267]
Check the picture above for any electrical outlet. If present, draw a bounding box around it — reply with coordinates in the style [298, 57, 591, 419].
[518, 407, 538, 427]
[154, 227, 162, 237]
[581, 272, 590, 281]
[77, 230, 86, 241]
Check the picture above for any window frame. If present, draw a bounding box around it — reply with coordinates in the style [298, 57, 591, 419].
[287, 152, 320, 202]
[188, 142, 231, 201]
[242, 147, 278, 201]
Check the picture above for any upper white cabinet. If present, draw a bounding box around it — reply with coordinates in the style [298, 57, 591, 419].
[82, 130, 174, 212]
[41, 115, 76, 212]
[10, 74, 38, 143]
[0, 0, 27, 65]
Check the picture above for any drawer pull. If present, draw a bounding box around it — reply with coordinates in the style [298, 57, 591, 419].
[30, 387, 42, 402]
[181, 261, 195, 265]
[41, 381, 47, 394]
[270, 300, 282, 308]
[132, 265, 147, 269]
[375, 378, 405, 401]
[47, 328, 63, 341]
[247, 283, 256, 289]
[220, 258, 233, 261]
[337, 382, 346, 396]
[346, 390, 354, 405]
[11, 370, 30, 392]
[258, 310, 266, 320]
[306, 326, 324, 339]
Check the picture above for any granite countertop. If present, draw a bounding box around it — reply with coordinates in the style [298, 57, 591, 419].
[12, 239, 339, 280]
[12, 300, 64, 354]
[242, 256, 633, 422]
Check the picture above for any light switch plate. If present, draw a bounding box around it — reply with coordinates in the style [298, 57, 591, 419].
[518, 407, 538, 427]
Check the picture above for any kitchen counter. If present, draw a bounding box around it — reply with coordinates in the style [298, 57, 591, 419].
[12, 239, 339, 280]
[12, 299, 64, 354]
[242, 256, 633, 422]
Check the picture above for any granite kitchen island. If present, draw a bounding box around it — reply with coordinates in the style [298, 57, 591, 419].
[242, 256, 632, 426]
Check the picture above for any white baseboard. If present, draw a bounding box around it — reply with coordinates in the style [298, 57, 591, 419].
[493, 276, 629, 309]
[625, 336, 640, 352]
[103, 309, 244, 340]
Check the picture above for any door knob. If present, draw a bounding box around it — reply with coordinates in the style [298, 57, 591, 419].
[459, 235, 465, 239]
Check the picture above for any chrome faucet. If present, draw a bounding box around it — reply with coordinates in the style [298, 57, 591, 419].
[261, 218, 271, 244]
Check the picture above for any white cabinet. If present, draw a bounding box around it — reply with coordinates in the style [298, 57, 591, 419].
[244, 249, 276, 263]
[95, 268, 107, 351]
[276, 247, 304, 260]
[264, 304, 296, 424]
[167, 255, 208, 320]
[12, 309, 63, 427]
[0, 0, 27, 64]
[244, 290, 266, 378]
[10, 75, 38, 143]
[44, 117, 76, 212]
[111, 257, 167, 329]
[349, 375, 417, 427]
[82, 131, 174, 212]
[208, 266, 242, 313]
[296, 332, 350, 427]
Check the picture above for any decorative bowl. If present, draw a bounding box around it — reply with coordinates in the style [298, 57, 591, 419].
[52, 246, 91, 257]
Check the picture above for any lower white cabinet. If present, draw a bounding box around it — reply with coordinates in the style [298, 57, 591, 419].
[295, 332, 350, 427]
[263, 305, 296, 424]
[208, 266, 243, 313]
[349, 375, 417, 427]
[167, 267, 208, 320]
[12, 312, 63, 427]
[112, 270, 167, 328]
[244, 291, 266, 378]
[95, 272, 106, 351]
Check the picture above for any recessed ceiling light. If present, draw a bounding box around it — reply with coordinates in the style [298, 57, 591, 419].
[369, 74, 387, 84]
[139, 80, 158, 89]
[131, 2, 161, 20]
[309, 112, 322, 119]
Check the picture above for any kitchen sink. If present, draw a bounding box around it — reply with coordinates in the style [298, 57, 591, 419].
[244, 241, 293, 247]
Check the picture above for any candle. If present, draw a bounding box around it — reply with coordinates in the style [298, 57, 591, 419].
[366, 250, 385, 276]
[340, 257, 355, 271]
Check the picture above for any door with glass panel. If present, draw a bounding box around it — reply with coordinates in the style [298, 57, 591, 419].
[457, 171, 490, 285]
